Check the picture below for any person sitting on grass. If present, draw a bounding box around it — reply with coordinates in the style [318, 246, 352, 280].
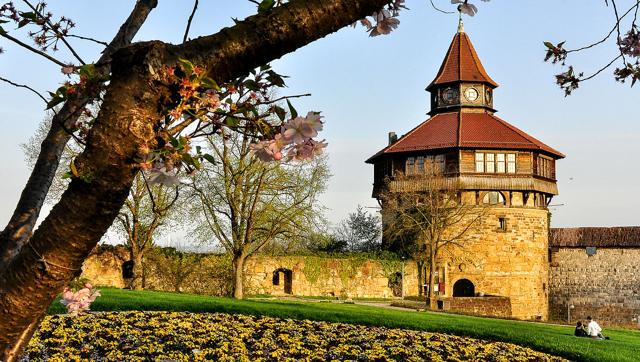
[574, 321, 588, 337]
[587, 316, 609, 340]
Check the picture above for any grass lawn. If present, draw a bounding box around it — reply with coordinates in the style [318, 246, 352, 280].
[48, 288, 640, 362]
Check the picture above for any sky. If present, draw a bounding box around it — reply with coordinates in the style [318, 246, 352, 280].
[1, 0, 639, 246]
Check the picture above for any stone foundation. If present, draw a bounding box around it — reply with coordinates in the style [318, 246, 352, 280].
[438, 296, 512, 318]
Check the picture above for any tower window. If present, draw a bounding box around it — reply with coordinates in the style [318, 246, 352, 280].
[406, 157, 415, 175]
[475, 153, 484, 172]
[536, 156, 554, 179]
[435, 155, 445, 174]
[496, 153, 505, 173]
[482, 191, 505, 205]
[486, 153, 495, 172]
[507, 154, 516, 173]
[475, 152, 516, 174]
[498, 217, 507, 231]
[416, 156, 425, 174]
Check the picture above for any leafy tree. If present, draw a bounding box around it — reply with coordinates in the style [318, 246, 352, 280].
[333, 205, 382, 252]
[380, 174, 484, 308]
[189, 130, 329, 299]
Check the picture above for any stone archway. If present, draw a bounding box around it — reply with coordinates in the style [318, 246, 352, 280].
[453, 278, 475, 297]
[272, 268, 293, 294]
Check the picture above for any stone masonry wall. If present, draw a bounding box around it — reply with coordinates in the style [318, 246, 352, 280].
[243, 256, 413, 299]
[435, 204, 550, 320]
[549, 247, 640, 327]
[441, 296, 512, 318]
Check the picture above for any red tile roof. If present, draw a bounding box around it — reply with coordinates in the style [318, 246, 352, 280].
[366, 111, 565, 163]
[427, 31, 498, 90]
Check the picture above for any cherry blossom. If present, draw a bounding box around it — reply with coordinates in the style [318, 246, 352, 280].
[288, 139, 328, 161]
[148, 167, 181, 187]
[283, 112, 323, 144]
[60, 283, 101, 316]
[619, 27, 640, 58]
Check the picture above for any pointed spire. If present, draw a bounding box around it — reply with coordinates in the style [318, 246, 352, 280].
[426, 29, 498, 90]
[457, 10, 464, 33]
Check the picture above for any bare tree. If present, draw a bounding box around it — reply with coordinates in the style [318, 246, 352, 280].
[115, 176, 180, 290]
[189, 130, 329, 299]
[333, 205, 382, 252]
[380, 174, 483, 308]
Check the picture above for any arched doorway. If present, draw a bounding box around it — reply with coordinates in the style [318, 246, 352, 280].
[272, 268, 293, 294]
[453, 279, 475, 297]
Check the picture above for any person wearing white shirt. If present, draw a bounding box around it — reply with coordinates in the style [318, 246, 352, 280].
[586, 316, 605, 340]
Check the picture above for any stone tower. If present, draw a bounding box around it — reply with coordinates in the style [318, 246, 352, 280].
[366, 23, 564, 320]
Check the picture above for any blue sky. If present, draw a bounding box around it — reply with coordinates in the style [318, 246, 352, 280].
[1, 1, 639, 242]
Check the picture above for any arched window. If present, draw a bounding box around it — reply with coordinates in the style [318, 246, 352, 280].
[482, 191, 505, 205]
[453, 279, 475, 297]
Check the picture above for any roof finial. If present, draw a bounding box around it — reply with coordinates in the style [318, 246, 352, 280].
[457, 8, 465, 33]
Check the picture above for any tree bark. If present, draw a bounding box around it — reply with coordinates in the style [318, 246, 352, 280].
[128, 247, 145, 290]
[0, 0, 159, 272]
[232, 253, 246, 299]
[0, 0, 392, 359]
[416, 260, 424, 297]
[0, 41, 168, 361]
[427, 249, 437, 309]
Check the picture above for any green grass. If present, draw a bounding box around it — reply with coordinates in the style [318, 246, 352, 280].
[48, 288, 640, 362]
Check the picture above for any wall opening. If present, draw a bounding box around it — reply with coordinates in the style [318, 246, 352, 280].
[388, 271, 403, 297]
[122, 260, 134, 279]
[272, 268, 293, 294]
[453, 278, 475, 297]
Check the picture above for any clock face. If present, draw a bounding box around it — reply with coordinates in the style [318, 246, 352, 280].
[442, 87, 458, 104]
[464, 87, 479, 102]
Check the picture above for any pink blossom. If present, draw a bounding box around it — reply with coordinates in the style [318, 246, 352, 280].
[148, 167, 181, 187]
[61, 65, 75, 75]
[60, 285, 101, 316]
[619, 27, 640, 58]
[250, 133, 288, 161]
[288, 139, 328, 161]
[283, 112, 323, 144]
[369, 10, 400, 36]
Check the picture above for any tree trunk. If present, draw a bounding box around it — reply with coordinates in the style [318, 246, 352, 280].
[427, 250, 437, 309]
[128, 248, 145, 290]
[0, 0, 392, 358]
[0, 43, 167, 361]
[232, 254, 246, 299]
[0, 0, 158, 272]
[416, 260, 424, 297]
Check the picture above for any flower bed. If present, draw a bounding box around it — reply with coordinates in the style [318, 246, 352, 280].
[24, 311, 566, 361]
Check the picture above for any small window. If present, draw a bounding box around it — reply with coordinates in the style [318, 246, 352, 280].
[586, 247, 597, 256]
[435, 155, 445, 174]
[475, 153, 484, 172]
[406, 157, 415, 175]
[496, 153, 506, 173]
[486, 153, 495, 173]
[483, 191, 505, 205]
[507, 153, 516, 173]
[416, 156, 425, 174]
[498, 217, 507, 231]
